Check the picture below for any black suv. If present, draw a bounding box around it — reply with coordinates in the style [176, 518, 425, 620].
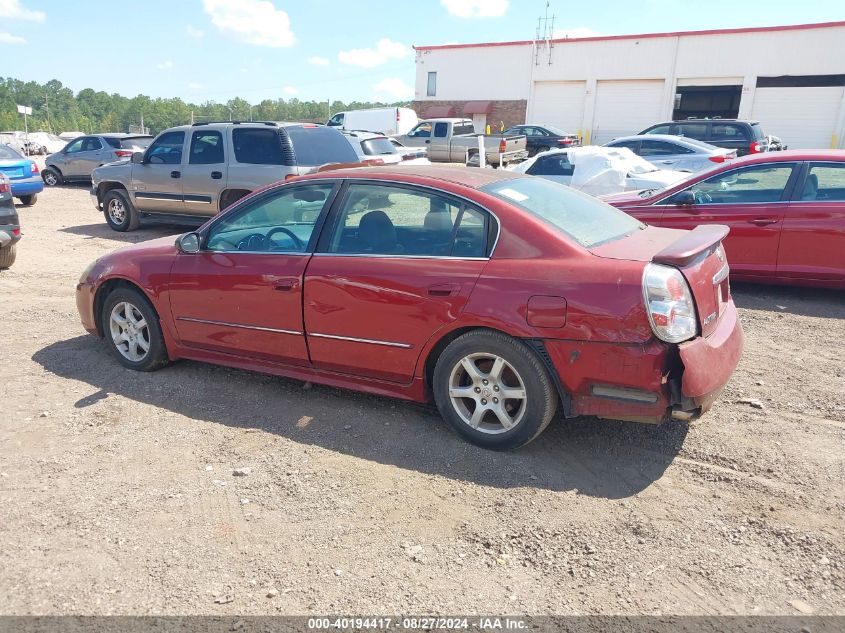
[502, 125, 580, 156]
[639, 119, 783, 156]
[0, 173, 20, 269]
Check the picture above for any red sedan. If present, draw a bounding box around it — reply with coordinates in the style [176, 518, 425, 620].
[604, 150, 845, 289]
[76, 166, 742, 449]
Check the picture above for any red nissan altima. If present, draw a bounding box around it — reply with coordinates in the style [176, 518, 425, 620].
[76, 166, 743, 450]
[603, 150, 845, 289]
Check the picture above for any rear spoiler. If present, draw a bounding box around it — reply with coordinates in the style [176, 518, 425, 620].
[652, 224, 729, 267]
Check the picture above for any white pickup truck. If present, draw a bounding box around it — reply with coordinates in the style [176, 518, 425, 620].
[394, 118, 528, 167]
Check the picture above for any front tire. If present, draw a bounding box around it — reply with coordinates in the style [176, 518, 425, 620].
[432, 330, 558, 450]
[0, 244, 17, 270]
[42, 168, 62, 186]
[102, 287, 169, 371]
[103, 189, 140, 232]
[19, 194, 37, 206]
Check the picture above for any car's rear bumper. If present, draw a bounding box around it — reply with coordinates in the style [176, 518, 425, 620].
[10, 176, 43, 196]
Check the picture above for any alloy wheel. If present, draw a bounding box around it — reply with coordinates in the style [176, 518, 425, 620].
[108, 198, 126, 224]
[109, 301, 150, 362]
[44, 171, 58, 186]
[448, 353, 528, 434]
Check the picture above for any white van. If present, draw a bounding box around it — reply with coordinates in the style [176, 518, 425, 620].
[326, 107, 418, 137]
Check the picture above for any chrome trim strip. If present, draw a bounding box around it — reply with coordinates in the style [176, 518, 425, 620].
[176, 316, 301, 336]
[184, 199, 213, 204]
[135, 196, 182, 203]
[308, 332, 412, 349]
[713, 263, 730, 285]
[310, 252, 489, 261]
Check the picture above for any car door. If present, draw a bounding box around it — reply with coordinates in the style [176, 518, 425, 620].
[51, 137, 83, 175]
[131, 130, 186, 214]
[655, 162, 800, 275]
[431, 121, 452, 161]
[63, 137, 103, 177]
[525, 153, 574, 186]
[778, 161, 845, 283]
[304, 181, 491, 383]
[168, 181, 338, 364]
[399, 122, 433, 149]
[181, 129, 227, 216]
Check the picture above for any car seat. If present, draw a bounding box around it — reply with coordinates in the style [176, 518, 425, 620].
[358, 210, 399, 253]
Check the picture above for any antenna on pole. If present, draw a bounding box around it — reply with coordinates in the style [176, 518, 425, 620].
[534, 0, 556, 66]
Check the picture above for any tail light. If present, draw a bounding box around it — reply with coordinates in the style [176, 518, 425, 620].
[0, 174, 9, 194]
[558, 138, 574, 146]
[642, 263, 697, 343]
[498, 139, 507, 153]
[708, 154, 728, 163]
[115, 150, 134, 158]
[749, 141, 764, 154]
[30, 161, 40, 174]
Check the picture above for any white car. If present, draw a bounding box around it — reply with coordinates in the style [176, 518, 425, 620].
[343, 131, 430, 166]
[604, 134, 735, 173]
[510, 146, 691, 196]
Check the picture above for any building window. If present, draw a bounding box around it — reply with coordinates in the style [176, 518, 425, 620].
[427, 72, 437, 97]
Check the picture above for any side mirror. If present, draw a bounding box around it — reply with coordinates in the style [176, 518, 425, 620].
[176, 232, 200, 254]
[130, 152, 145, 164]
[673, 190, 696, 206]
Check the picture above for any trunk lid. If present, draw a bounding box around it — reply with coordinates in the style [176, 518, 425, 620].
[592, 225, 731, 338]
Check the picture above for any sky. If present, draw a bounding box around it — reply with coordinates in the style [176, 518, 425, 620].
[1, 0, 844, 104]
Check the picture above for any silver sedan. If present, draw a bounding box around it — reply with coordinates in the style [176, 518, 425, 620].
[604, 134, 735, 173]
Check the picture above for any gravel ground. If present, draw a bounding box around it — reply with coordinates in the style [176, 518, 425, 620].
[0, 183, 843, 616]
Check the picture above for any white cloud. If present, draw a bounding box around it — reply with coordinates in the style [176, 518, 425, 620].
[0, 31, 26, 44]
[186, 25, 205, 38]
[282, 86, 300, 96]
[372, 77, 414, 101]
[0, 0, 45, 21]
[157, 60, 174, 70]
[203, 0, 294, 48]
[307, 56, 329, 66]
[188, 82, 204, 90]
[338, 38, 409, 68]
[552, 27, 602, 39]
[441, 0, 508, 18]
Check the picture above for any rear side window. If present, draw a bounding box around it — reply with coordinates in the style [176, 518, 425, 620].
[711, 123, 750, 142]
[800, 163, 845, 201]
[454, 124, 475, 135]
[644, 124, 673, 135]
[749, 122, 766, 140]
[527, 154, 574, 177]
[675, 123, 707, 140]
[81, 137, 103, 151]
[233, 128, 284, 165]
[104, 137, 121, 149]
[285, 126, 359, 166]
[434, 123, 449, 138]
[121, 137, 153, 150]
[0, 145, 22, 159]
[641, 140, 692, 156]
[360, 138, 397, 156]
[190, 130, 224, 164]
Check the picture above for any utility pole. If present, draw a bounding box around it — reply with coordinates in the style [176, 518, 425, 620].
[44, 94, 51, 133]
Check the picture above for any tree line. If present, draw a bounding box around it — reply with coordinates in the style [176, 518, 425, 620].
[0, 77, 410, 135]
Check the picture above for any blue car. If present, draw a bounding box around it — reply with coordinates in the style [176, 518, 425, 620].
[0, 143, 43, 206]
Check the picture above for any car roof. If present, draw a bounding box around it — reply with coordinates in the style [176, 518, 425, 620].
[651, 119, 760, 125]
[342, 130, 388, 139]
[302, 165, 525, 189]
[722, 149, 845, 165]
[611, 134, 720, 148]
[163, 121, 323, 133]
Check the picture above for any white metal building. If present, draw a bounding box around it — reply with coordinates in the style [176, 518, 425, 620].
[413, 21, 845, 149]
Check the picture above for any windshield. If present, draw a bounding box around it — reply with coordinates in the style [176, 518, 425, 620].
[0, 144, 23, 160]
[481, 177, 644, 248]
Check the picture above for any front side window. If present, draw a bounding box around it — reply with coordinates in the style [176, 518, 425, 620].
[800, 163, 845, 201]
[481, 177, 644, 248]
[327, 113, 344, 126]
[667, 164, 796, 205]
[675, 123, 707, 140]
[527, 154, 574, 177]
[640, 140, 690, 156]
[206, 183, 335, 253]
[427, 72, 437, 97]
[408, 123, 432, 138]
[146, 131, 185, 165]
[325, 184, 489, 257]
[81, 137, 103, 151]
[64, 138, 84, 154]
[190, 130, 225, 165]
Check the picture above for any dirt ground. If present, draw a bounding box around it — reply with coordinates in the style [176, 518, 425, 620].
[0, 183, 843, 616]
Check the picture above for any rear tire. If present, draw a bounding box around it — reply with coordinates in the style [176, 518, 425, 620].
[0, 244, 16, 270]
[103, 189, 140, 232]
[42, 168, 62, 186]
[19, 194, 37, 206]
[432, 330, 558, 450]
[102, 287, 169, 372]
[536, 145, 550, 156]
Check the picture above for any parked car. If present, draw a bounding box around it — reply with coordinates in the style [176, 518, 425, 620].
[604, 135, 736, 173]
[91, 121, 361, 231]
[640, 119, 781, 157]
[388, 138, 430, 164]
[510, 146, 691, 196]
[603, 150, 845, 289]
[327, 107, 419, 136]
[394, 118, 528, 167]
[0, 144, 43, 205]
[76, 166, 743, 450]
[342, 130, 404, 166]
[27, 132, 68, 154]
[502, 124, 580, 156]
[0, 173, 20, 269]
[42, 134, 153, 186]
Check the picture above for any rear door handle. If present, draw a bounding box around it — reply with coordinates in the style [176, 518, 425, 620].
[211, 171, 223, 180]
[428, 283, 459, 297]
[170, 171, 181, 179]
[749, 218, 778, 226]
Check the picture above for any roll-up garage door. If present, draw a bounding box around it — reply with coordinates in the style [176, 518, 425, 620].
[751, 86, 844, 149]
[529, 81, 587, 133]
[592, 80, 665, 144]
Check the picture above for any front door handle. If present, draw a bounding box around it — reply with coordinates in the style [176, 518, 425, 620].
[274, 279, 300, 291]
[170, 170, 181, 179]
[428, 283, 459, 297]
[749, 218, 778, 226]
[211, 171, 223, 180]
[425, 140, 431, 144]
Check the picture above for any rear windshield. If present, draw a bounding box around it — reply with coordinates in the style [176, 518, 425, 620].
[360, 138, 397, 156]
[0, 144, 23, 160]
[750, 122, 765, 140]
[103, 136, 153, 150]
[287, 126, 359, 166]
[481, 177, 644, 248]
